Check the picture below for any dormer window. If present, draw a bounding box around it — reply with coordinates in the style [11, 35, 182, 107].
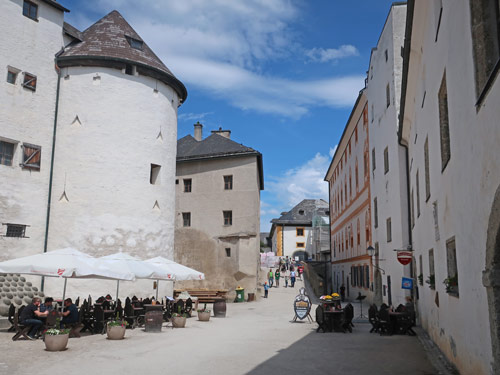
[299, 210, 304, 215]
[126, 36, 143, 50]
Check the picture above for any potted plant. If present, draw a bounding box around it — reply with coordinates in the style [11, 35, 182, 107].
[418, 273, 424, 286]
[197, 304, 211, 321]
[425, 274, 435, 289]
[106, 314, 128, 340]
[172, 306, 188, 328]
[44, 319, 70, 351]
[443, 275, 458, 294]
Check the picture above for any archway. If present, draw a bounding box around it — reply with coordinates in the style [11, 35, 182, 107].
[292, 251, 307, 262]
[484, 184, 500, 374]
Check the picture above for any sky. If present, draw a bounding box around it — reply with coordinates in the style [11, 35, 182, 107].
[62, 0, 399, 233]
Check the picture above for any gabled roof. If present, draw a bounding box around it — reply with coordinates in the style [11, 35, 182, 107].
[177, 134, 264, 190]
[271, 199, 329, 226]
[57, 10, 187, 101]
[42, 0, 69, 12]
[63, 22, 82, 41]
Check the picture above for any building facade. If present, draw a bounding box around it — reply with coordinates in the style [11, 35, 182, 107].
[270, 199, 329, 262]
[325, 91, 373, 303]
[0, 1, 186, 300]
[174, 124, 263, 300]
[400, 1, 500, 373]
[366, 3, 410, 307]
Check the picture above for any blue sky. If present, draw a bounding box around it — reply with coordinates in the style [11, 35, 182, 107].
[62, 0, 398, 232]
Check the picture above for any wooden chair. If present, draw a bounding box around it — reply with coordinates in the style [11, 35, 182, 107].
[315, 305, 327, 333]
[185, 298, 193, 317]
[12, 308, 30, 341]
[368, 304, 380, 333]
[7, 304, 16, 332]
[343, 303, 354, 333]
[378, 306, 391, 335]
[124, 300, 138, 329]
[92, 304, 106, 334]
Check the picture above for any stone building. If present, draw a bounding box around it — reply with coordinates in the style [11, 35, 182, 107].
[174, 123, 263, 300]
[270, 199, 329, 262]
[365, 3, 410, 307]
[399, 1, 500, 373]
[324, 90, 374, 303]
[0, 1, 186, 300]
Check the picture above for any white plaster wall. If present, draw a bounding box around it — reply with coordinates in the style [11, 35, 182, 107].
[402, 2, 500, 373]
[0, 0, 64, 294]
[366, 4, 410, 307]
[44, 66, 179, 299]
[282, 226, 311, 260]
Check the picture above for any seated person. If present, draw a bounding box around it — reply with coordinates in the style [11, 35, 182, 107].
[39, 297, 54, 313]
[61, 298, 79, 327]
[20, 297, 49, 339]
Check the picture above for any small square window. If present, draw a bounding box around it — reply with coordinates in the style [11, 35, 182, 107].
[7, 69, 18, 84]
[225, 248, 231, 257]
[23, 73, 37, 91]
[224, 175, 233, 190]
[184, 179, 192, 193]
[21, 143, 41, 170]
[182, 212, 191, 227]
[150, 164, 161, 184]
[0, 140, 16, 166]
[23, 0, 38, 20]
[175, 179, 179, 184]
[296, 242, 305, 248]
[296, 228, 304, 236]
[223, 210, 232, 226]
[4, 224, 28, 238]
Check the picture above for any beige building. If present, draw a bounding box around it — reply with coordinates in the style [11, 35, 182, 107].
[325, 90, 374, 302]
[174, 123, 263, 300]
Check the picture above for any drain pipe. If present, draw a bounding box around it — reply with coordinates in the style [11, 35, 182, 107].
[41, 59, 62, 291]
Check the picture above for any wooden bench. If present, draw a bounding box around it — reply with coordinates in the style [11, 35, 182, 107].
[174, 289, 228, 304]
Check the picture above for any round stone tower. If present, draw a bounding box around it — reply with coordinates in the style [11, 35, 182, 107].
[44, 10, 187, 298]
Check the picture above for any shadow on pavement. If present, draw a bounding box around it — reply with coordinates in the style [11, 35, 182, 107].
[246, 322, 437, 375]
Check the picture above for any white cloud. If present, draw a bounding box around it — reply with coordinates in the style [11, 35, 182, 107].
[69, 0, 363, 118]
[267, 152, 330, 208]
[178, 112, 213, 122]
[305, 45, 359, 63]
[329, 145, 338, 158]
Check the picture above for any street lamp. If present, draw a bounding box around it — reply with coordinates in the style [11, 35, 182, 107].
[366, 245, 385, 274]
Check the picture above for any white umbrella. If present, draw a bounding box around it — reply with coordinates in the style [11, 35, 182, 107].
[145, 256, 204, 299]
[99, 252, 175, 300]
[0, 248, 135, 309]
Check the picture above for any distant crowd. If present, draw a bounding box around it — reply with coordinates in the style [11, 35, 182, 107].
[263, 256, 304, 298]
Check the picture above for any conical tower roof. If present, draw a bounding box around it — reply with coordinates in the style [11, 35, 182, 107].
[58, 10, 187, 101]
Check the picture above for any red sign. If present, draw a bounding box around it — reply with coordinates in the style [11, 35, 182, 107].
[397, 251, 413, 266]
[57, 268, 65, 276]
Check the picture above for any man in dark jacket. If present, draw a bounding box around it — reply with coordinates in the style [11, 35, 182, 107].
[19, 297, 48, 339]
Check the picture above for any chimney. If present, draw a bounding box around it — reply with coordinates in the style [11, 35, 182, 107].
[194, 121, 203, 141]
[211, 127, 231, 139]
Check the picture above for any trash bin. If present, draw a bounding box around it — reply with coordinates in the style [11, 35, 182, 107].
[235, 287, 245, 302]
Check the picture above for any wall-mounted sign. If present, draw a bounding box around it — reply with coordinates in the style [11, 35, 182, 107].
[293, 287, 311, 320]
[397, 251, 413, 266]
[401, 277, 413, 290]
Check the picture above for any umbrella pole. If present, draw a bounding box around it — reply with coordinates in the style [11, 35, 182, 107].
[61, 278, 67, 313]
[156, 279, 159, 300]
[116, 280, 120, 301]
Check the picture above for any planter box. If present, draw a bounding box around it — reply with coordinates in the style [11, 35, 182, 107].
[44, 333, 69, 351]
[172, 316, 186, 328]
[198, 311, 211, 321]
[107, 325, 126, 340]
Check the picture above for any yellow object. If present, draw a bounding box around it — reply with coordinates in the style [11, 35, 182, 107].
[236, 286, 244, 290]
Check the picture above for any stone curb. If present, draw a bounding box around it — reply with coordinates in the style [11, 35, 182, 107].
[415, 326, 460, 375]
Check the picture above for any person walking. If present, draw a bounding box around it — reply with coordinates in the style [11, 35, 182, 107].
[340, 284, 346, 302]
[268, 269, 274, 288]
[290, 269, 296, 287]
[285, 256, 290, 270]
[275, 268, 280, 287]
[263, 282, 269, 298]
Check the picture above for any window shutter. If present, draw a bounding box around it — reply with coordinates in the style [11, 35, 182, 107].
[22, 144, 41, 169]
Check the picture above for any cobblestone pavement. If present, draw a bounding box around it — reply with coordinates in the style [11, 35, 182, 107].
[0, 278, 447, 375]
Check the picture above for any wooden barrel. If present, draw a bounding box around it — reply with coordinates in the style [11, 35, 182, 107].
[213, 299, 226, 317]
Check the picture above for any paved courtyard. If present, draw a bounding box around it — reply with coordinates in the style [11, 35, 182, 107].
[0, 279, 439, 375]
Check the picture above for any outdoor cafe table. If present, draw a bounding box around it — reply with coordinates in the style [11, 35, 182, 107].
[388, 311, 409, 335]
[321, 300, 344, 332]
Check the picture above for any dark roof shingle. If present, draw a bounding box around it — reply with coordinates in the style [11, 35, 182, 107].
[271, 199, 329, 225]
